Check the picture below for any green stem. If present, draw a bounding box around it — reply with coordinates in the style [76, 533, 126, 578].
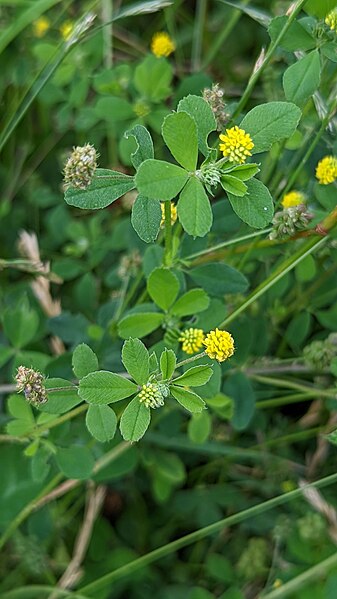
[101, 0, 113, 68]
[182, 228, 272, 262]
[232, 0, 309, 119]
[191, 0, 207, 71]
[251, 374, 337, 399]
[218, 235, 327, 329]
[0, 587, 89, 599]
[252, 427, 322, 449]
[28, 404, 88, 437]
[255, 392, 320, 409]
[164, 200, 173, 266]
[261, 550, 337, 598]
[176, 352, 206, 368]
[79, 472, 337, 593]
[0, 474, 63, 551]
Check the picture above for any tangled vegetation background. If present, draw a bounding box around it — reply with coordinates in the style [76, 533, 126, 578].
[2, 0, 337, 597]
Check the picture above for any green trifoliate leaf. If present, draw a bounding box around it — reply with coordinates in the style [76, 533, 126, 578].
[124, 124, 154, 169]
[240, 102, 301, 154]
[78, 371, 138, 405]
[65, 169, 135, 210]
[118, 312, 165, 339]
[221, 175, 248, 197]
[122, 338, 149, 385]
[160, 348, 177, 380]
[55, 446, 94, 480]
[268, 16, 316, 52]
[283, 50, 321, 107]
[131, 194, 161, 243]
[227, 177, 274, 229]
[177, 177, 213, 237]
[189, 263, 249, 296]
[135, 159, 189, 201]
[86, 405, 117, 443]
[134, 55, 173, 102]
[162, 111, 198, 170]
[147, 268, 180, 311]
[120, 396, 151, 442]
[72, 343, 98, 379]
[177, 95, 217, 156]
[171, 386, 206, 413]
[171, 289, 209, 317]
[173, 365, 213, 387]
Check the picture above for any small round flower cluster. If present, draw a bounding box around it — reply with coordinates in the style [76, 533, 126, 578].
[269, 205, 313, 240]
[16, 366, 47, 405]
[325, 8, 337, 33]
[203, 83, 229, 131]
[63, 143, 98, 190]
[179, 328, 205, 355]
[203, 328, 235, 362]
[219, 126, 254, 164]
[281, 190, 306, 209]
[33, 17, 50, 38]
[151, 32, 175, 58]
[199, 164, 222, 187]
[316, 156, 337, 185]
[160, 202, 178, 228]
[138, 382, 165, 409]
[303, 333, 337, 371]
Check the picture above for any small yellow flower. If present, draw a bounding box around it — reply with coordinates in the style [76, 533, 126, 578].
[219, 126, 254, 164]
[160, 202, 178, 228]
[325, 8, 337, 32]
[315, 155, 337, 185]
[179, 328, 205, 355]
[273, 579, 283, 589]
[281, 190, 305, 209]
[151, 32, 175, 58]
[281, 480, 296, 493]
[203, 328, 235, 362]
[60, 20, 74, 40]
[33, 16, 50, 38]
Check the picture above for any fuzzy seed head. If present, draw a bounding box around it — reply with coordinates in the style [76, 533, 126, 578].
[151, 32, 175, 58]
[203, 328, 235, 362]
[63, 143, 98, 190]
[269, 205, 313, 240]
[203, 83, 229, 131]
[282, 190, 306, 209]
[219, 126, 254, 164]
[16, 366, 47, 405]
[315, 156, 337, 185]
[179, 328, 205, 355]
[138, 382, 164, 409]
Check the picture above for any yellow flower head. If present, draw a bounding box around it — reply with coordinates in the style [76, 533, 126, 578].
[33, 16, 50, 38]
[60, 20, 74, 40]
[281, 190, 305, 209]
[219, 126, 254, 164]
[315, 155, 337, 185]
[151, 32, 175, 58]
[179, 328, 205, 355]
[160, 202, 178, 228]
[203, 328, 235, 362]
[325, 8, 337, 32]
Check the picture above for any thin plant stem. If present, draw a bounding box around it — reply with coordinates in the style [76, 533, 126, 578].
[252, 427, 322, 449]
[28, 404, 88, 437]
[182, 228, 272, 262]
[1, 587, 89, 599]
[101, 0, 113, 68]
[251, 374, 337, 399]
[176, 352, 206, 368]
[79, 472, 337, 593]
[164, 200, 173, 265]
[191, 0, 207, 71]
[232, 0, 309, 119]
[255, 392, 320, 409]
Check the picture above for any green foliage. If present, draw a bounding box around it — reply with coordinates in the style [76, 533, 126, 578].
[78, 371, 138, 405]
[64, 169, 135, 209]
[283, 50, 321, 106]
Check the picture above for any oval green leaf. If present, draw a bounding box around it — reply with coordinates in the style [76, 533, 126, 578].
[85, 405, 117, 443]
[78, 371, 138, 405]
[240, 102, 302, 154]
[178, 177, 213, 237]
[118, 312, 164, 339]
[120, 396, 151, 442]
[227, 177, 274, 229]
[135, 159, 189, 201]
[147, 268, 180, 311]
[122, 338, 149, 385]
[65, 168, 135, 210]
[171, 386, 206, 413]
[162, 111, 198, 170]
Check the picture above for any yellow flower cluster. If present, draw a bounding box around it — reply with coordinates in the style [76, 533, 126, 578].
[60, 21, 74, 40]
[315, 156, 337, 185]
[179, 328, 205, 355]
[219, 126, 254, 164]
[151, 32, 175, 58]
[33, 17, 50, 38]
[160, 202, 178, 228]
[203, 328, 235, 362]
[281, 190, 305, 209]
[325, 8, 337, 32]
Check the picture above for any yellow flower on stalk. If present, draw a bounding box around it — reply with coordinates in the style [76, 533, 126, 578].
[60, 21, 74, 40]
[179, 328, 205, 355]
[219, 126, 254, 164]
[151, 32, 175, 58]
[325, 8, 337, 32]
[282, 190, 305, 209]
[33, 16, 50, 38]
[160, 202, 177, 228]
[203, 328, 235, 362]
[315, 156, 337, 185]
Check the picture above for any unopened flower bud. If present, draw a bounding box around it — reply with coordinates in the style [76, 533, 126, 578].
[138, 382, 164, 409]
